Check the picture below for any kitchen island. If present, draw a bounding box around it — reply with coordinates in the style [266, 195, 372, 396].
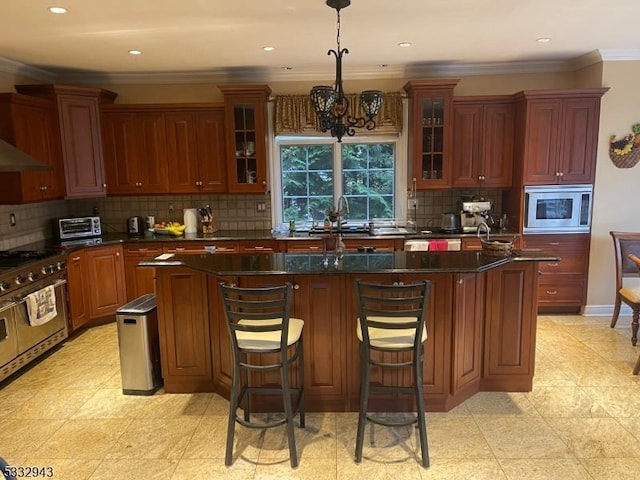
[142, 250, 550, 412]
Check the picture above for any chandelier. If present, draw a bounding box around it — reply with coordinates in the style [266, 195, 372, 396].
[310, 0, 383, 142]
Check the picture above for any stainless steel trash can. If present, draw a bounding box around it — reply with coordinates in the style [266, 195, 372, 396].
[116, 293, 162, 395]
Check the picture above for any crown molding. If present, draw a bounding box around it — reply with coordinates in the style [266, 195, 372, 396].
[2, 50, 639, 87]
[0, 57, 56, 83]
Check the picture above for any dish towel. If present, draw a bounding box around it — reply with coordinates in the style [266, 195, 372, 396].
[429, 239, 449, 251]
[25, 285, 57, 326]
[405, 240, 429, 251]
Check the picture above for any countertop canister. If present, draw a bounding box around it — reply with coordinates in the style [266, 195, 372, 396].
[183, 208, 198, 234]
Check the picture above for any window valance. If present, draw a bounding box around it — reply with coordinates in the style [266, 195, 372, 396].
[274, 92, 403, 135]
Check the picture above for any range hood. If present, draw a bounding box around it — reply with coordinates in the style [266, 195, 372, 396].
[0, 138, 50, 171]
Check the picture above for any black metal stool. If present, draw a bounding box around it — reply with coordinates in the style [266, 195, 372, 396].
[354, 279, 432, 468]
[219, 282, 305, 468]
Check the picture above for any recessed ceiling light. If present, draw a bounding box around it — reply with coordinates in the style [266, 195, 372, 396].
[536, 37, 551, 43]
[263, 46, 276, 52]
[398, 42, 412, 48]
[281, 66, 293, 70]
[378, 64, 389, 68]
[128, 50, 142, 56]
[48, 6, 67, 14]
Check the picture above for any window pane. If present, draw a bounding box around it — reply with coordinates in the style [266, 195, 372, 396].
[281, 144, 334, 223]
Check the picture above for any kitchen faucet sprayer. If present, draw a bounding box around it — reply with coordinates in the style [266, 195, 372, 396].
[337, 195, 349, 225]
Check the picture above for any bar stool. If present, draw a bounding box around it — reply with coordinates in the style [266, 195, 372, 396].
[354, 279, 432, 468]
[219, 282, 305, 468]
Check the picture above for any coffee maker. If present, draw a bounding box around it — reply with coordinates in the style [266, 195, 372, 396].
[460, 199, 493, 233]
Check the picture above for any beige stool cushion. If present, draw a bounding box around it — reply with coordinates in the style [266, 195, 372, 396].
[236, 317, 304, 350]
[357, 316, 427, 349]
[620, 287, 640, 304]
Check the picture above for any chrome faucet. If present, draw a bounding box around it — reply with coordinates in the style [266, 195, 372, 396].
[337, 195, 349, 228]
[476, 222, 491, 241]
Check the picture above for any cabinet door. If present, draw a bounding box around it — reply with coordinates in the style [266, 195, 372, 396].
[483, 262, 537, 388]
[84, 245, 126, 318]
[136, 113, 169, 193]
[220, 85, 271, 193]
[522, 100, 562, 185]
[481, 103, 514, 188]
[195, 109, 227, 193]
[102, 113, 140, 194]
[156, 268, 213, 390]
[123, 244, 162, 302]
[165, 112, 199, 193]
[452, 104, 482, 187]
[558, 97, 599, 184]
[57, 94, 107, 198]
[67, 250, 90, 331]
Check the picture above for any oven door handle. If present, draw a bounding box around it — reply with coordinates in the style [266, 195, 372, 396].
[13, 279, 67, 305]
[0, 300, 18, 314]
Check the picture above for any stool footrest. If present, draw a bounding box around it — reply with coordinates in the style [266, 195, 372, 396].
[365, 413, 419, 428]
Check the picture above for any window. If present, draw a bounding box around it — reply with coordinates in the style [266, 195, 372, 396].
[273, 136, 407, 228]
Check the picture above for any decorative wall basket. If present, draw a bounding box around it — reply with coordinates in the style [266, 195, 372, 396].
[610, 123, 640, 169]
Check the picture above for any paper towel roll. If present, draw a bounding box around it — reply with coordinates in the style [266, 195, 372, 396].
[183, 208, 198, 234]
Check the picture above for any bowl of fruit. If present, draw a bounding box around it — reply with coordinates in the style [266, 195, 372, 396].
[153, 221, 186, 235]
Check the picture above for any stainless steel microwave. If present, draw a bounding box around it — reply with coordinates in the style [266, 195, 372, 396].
[56, 216, 102, 240]
[524, 185, 593, 234]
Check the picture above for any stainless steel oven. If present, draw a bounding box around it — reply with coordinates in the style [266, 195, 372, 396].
[0, 250, 68, 382]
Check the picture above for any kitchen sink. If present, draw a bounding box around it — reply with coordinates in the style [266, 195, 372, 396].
[371, 226, 414, 236]
[308, 225, 370, 235]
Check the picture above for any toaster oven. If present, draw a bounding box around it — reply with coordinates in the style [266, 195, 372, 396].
[56, 216, 102, 240]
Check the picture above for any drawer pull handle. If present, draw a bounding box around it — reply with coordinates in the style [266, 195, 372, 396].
[546, 290, 558, 295]
[549, 242, 560, 246]
[547, 262, 559, 267]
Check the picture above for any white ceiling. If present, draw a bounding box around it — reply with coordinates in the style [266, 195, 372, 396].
[1, 0, 639, 84]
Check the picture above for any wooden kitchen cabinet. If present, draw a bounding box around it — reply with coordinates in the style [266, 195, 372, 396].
[404, 79, 459, 189]
[163, 241, 238, 254]
[123, 243, 163, 302]
[67, 244, 126, 331]
[523, 233, 590, 313]
[514, 89, 607, 185]
[452, 97, 515, 188]
[101, 110, 169, 194]
[237, 240, 278, 253]
[0, 93, 65, 203]
[165, 107, 227, 193]
[219, 84, 271, 193]
[15, 84, 117, 199]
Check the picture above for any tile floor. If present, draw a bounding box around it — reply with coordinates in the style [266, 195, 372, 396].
[2, 315, 640, 479]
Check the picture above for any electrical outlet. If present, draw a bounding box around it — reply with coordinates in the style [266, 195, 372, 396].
[9, 213, 16, 227]
[256, 202, 267, 212]
[408, 198, 418, 209]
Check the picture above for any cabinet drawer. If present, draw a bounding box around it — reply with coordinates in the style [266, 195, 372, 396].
[342, 238, 396, 252]
[163, 242, 238, 254]
[537, 255, 584, 275]
[283, 240, 324, 252]
[238, 240, 278, 253]
[524, 234, 589, 275]
[123, 244, 162, 257]
[537, 277, 585, 304]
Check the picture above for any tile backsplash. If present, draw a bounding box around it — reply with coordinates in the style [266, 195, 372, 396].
[0, 188, 504, 250]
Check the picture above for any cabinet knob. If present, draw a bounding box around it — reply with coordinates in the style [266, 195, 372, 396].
[103, 183, 107, 188]
[71, 256, 81, 262]
[559, 172, 564, 177]
[293, 284, 300, 290]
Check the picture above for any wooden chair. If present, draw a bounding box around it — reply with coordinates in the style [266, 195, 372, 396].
[610, 231, 640, 345]
[354, 279, 432, 468]
[627, 254, 640, 374]
[219, 282, 305, 468]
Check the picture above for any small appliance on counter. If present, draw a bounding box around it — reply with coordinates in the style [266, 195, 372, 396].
[440, 212, 462, 233]
[55, 216, 102, 240]
[460, 199, 493, 233]
[127, 216, 146, 236]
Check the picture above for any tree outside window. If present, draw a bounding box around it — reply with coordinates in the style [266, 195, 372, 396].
[280, 141, 395, 224]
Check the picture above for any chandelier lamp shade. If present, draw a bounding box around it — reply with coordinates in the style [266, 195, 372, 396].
[310, 0, 383, 142]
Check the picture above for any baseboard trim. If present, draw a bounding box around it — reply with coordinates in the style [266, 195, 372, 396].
[581, 304, 633, 317]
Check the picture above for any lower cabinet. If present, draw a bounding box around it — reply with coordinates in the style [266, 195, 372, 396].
[523, 233, 590, 313]
[67, 245, 126, 331]
[123, 243, 162, 302]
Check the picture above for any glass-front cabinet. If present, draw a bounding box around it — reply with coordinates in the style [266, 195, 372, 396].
[403, 80, 458, 189]
[219, 84, 271, 193]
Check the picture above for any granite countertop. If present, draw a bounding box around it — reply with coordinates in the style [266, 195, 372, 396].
[138, 250, 548, 276]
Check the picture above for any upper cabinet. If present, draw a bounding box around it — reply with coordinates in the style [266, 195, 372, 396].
[101, 108, 169, 195]
[101, 104, 226, 195]
[15, 84, 118, 198]
[514, 89, 608, 185]
[165, 106, 227, 193]
[0, 93, 65, 204]
[403, 79, 459, 189]
[452, 97, 515, 188]
[219, 84, 271, 193]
